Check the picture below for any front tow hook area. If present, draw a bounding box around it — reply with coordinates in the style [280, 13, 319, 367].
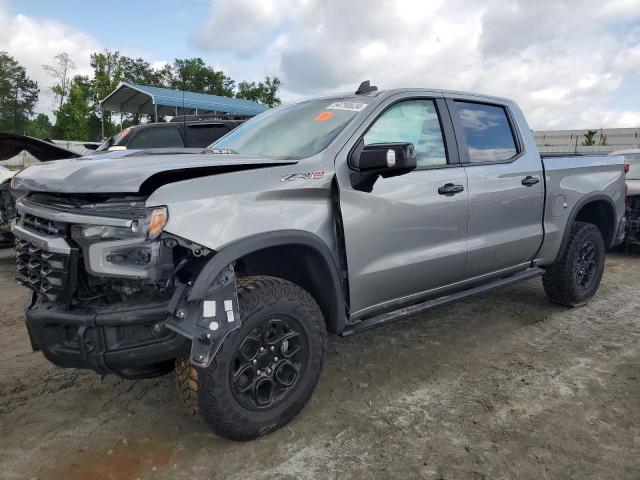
[166, 264, 241, 368]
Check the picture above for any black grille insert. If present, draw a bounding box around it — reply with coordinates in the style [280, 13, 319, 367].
[16, 239, 77, 304]
[21, 213, 66, 237]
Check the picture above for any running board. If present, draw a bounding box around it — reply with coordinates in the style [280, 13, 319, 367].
[341, 267, 544, 337]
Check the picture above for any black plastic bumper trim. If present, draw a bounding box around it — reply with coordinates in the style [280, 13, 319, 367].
[26, 299, 189, 376]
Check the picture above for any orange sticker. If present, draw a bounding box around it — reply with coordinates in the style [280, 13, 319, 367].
[314, 111, 334, 122]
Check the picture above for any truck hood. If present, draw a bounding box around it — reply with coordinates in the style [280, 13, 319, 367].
[12, 150, 297, 194]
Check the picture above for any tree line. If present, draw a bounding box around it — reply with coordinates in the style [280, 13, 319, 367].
[0, 50, 282, 142]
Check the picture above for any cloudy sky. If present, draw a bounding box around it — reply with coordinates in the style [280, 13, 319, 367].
[1, 0, 639, 130]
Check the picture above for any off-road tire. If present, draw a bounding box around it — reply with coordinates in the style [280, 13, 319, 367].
[542, 221, 605, 306]
[175, 275, 327, 441]
[175, 356, 199, 417]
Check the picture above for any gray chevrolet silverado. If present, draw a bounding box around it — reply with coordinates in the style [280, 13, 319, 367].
[10, 82, 626, 440]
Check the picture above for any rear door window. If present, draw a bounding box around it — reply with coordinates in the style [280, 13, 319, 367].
[186, 124, 231, 147]
[454, 102, 518, 163]
[126, 126, 185, 149]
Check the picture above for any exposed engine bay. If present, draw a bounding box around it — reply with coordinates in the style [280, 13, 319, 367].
[13, 192, 222, 378]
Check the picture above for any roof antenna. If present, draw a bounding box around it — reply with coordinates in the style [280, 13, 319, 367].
[355, 80, 377, 95]
[181, 67, 186, 134]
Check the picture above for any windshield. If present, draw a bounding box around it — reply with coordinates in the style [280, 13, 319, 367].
[94, 128, 132, 152]
[211, 98, 370, 159]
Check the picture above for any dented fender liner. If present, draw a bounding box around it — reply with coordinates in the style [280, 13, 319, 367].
[186, 230, 347, 333]
[166, 264, 241, 368]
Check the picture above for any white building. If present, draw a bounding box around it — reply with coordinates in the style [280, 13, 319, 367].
[534, 127, 640, 155]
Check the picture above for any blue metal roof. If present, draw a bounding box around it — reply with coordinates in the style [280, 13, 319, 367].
[100, 82, 268, 117]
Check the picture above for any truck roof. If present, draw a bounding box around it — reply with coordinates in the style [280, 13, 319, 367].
[289, 86, 514, 108]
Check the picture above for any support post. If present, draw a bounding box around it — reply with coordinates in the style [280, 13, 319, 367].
[101, 109, 105, 140]
[154, 103, 158, 123]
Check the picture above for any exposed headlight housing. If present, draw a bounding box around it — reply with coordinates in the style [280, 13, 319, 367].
[81, 206, 168, 241]
[147, 206, 168, 239]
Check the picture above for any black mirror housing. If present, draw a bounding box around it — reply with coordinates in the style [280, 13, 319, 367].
[349, 142, 417, 191]
[353, 142, 417, 173]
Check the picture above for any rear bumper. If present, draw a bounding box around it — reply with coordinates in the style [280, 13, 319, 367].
[26, 294, 189, 377]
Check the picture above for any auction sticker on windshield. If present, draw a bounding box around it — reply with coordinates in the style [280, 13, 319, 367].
[314, 111, 334, 121]
[327, 102, 368, 112]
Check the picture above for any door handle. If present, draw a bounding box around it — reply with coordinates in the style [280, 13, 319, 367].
[522, 176, 540, 187]
[438, 183, 465, 196]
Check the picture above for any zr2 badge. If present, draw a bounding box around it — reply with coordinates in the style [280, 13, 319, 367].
[281, 171, 326, 182]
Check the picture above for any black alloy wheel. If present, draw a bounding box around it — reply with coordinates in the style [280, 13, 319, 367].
[230, 316, 309, 410]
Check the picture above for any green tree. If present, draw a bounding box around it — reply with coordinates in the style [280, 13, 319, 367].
[163, 58, 235, 96]
[55, 75, 92, 140]
[42, 52, 76, 112]
[119, 56, 162, 86]
[236, 76, 281, 107]
[0, 51, 39, 134]
[90, 50, 123, 105]
[50, 49, 282, 139]
[582, 129, 598, 146]
[24, 113, 54, 139]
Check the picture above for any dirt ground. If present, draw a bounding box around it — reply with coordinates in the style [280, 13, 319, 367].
[1, 247, 639, 480]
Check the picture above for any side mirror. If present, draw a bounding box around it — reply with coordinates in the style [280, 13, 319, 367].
[349, 142, 417, 191]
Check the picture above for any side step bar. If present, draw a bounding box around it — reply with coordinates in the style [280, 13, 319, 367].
[341, 267, 544, 337]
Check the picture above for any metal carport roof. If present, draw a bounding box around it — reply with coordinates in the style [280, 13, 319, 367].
[100, 82, 268, 117]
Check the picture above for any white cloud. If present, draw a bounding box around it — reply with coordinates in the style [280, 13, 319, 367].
[0, 2, 102, 115]
[2, 0, 639, 130]
[191, 0, 298, 58]
[193, 0, 640, 129]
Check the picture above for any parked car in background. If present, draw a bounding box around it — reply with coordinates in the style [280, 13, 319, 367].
[10, 82, 626, 441]
[95, 115, 246, 152]
[611, 149, 640, 244]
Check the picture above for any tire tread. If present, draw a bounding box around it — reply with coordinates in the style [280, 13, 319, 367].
[542, 221, 605, 307]
[176, 275, 327, 441]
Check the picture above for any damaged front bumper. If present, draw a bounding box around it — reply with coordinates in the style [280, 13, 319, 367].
[25, 292, 189, 378]
[25, 266, 241, 377]
[13, 195, 242, 377]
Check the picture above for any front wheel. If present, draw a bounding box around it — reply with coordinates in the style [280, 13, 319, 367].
[542, 221, 605, 306]
[176, 276, 327, 441]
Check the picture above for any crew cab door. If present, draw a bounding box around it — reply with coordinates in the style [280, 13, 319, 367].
[447, 98, 544, 277]
[336, 95, 469, 318]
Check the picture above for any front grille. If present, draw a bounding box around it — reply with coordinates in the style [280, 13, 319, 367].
[21, 213, 66, 237]
[16, 239, 77, 304]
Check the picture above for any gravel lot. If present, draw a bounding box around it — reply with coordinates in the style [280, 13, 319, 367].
[1, 247, 639, 480]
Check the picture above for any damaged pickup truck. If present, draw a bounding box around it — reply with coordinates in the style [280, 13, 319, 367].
[11, 82, 626, 440]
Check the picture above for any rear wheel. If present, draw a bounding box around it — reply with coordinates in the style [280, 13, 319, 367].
[542, 221, 605, 306]
[176, 276, 327, 440]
